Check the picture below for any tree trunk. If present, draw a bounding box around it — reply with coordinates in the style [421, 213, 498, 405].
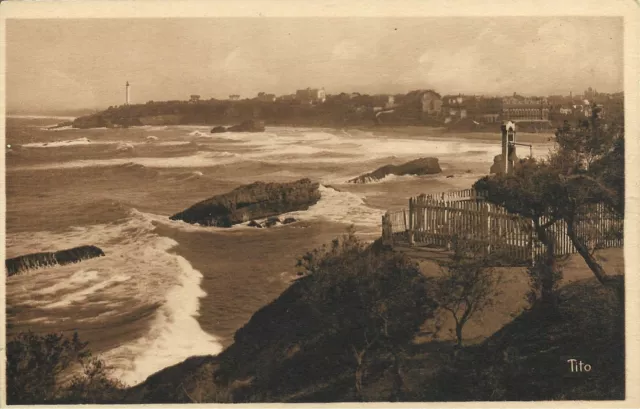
[390, 349, 405, 401]
[353, 348, 366, 401]
[455, 322, 463, 347]
[355, 366, 364, 400]
[566, 217, 624, 304]
[534, 223, 559, 309]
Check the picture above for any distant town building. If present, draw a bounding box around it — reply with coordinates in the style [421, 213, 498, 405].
[189, 94, 201, 103]
[559, 107, 573, 115]
[295, 88, 327, 104]
[276, 94, 296, 102]
[372, 95, 396, 110]
[256, 92, 276, 102]
[421, 91, 443, 115]
[441, 94, 468, 119]
[469, 97, 502, 123]
[229, 94, 240, 101]
[501, 94, 549, 121]
[477, 113, 501, 123]
[584, 87, 598, 100]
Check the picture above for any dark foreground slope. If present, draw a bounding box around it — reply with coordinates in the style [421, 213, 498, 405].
[411, 277, 624, 401]
[126, 237, 437, 403]
[124, 245, 624, 403]
[5, 240, 624, 403]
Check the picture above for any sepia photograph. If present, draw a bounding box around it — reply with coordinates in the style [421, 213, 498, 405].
[1, 1, 638, 406]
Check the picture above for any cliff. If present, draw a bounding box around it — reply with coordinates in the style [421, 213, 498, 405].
[6, 245, 105, 277]
[348, 158, 442, 184]
[126, 240, 436, 403]
[169, 179, 321, 227]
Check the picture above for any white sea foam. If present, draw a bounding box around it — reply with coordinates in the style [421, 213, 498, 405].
[281, 185, 384, 229]
[43, 125, 75, 132]
[15, 151, 238, 171]
[34, 270, 101, 295]
[189, 130, 210, 137]
[43, 274, 132, 309]
[9, 114, 76, 120]
[116, 142, 135, 152]
[15, 127, 553, 171]
[103, 235, 222, 386]
[6, 211, 222, 385]
[22, 137, 94, 148]
[134, 185, 383, 234]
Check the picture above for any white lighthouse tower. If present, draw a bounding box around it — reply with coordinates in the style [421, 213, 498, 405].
[125, 81, 130, 105]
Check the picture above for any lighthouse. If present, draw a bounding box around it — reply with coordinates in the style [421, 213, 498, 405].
[125, 81, 130, 105]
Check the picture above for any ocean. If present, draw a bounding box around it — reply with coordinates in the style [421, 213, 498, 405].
[4, 117, 554, 385]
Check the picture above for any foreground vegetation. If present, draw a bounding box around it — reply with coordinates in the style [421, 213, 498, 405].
[6, 331, 126, 404]
[6, 234, 624, 403]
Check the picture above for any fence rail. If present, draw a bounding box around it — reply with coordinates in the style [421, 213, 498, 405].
[381, 188, 623, 263]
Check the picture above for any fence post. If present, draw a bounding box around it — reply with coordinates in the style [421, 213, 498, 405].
[381, 214, 388, 246]
[403, 209, 408, 232]
[529, 219, 535, 265]
[383, 214, 394, 248]
[483, 201, 490, 257]
[408, 198, 415, 246]
[444, 203, 450, 251]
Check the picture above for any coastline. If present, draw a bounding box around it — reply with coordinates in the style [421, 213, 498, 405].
[154, 220, 355, 349]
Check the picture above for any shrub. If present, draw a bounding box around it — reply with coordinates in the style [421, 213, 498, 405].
[6, 331, 125, 404]
[297, 228, 436, 399]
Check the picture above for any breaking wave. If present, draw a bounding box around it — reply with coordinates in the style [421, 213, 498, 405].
[5, 209, 223, 386]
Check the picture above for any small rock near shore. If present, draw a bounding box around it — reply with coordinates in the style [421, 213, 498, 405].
[248, 220, 263, 228]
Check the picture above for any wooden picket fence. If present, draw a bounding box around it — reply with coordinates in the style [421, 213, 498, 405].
[381, 189, 623, 264]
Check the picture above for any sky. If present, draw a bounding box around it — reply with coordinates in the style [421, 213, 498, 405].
[6, 17, 623, 113]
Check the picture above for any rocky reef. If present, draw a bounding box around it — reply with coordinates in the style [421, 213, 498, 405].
[72, 114, 142, 129]
[6, 245, 106, 277]
[489, 153, 518, 175]
[211, 120, 266, 133]
[348, 157, 442, 183]
[47, 121, 73, 130]
[169, 179, 320, 227]
[247, 216, 298, 228]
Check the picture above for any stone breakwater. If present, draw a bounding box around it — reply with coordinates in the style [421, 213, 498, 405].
[170, 178, 321, 227]
[6, 245, 106, 277]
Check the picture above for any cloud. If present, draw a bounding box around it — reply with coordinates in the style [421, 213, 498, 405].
[210, 48, 279, 96]
[331, 40, 366, 61]
[394, 18, 621, 96]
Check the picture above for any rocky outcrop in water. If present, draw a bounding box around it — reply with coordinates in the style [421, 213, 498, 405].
[210, 126, 227, 134]
[489, 153, 518, 175]
[210, 120, 265, 133]
[348, 157, 442, 184]
[6, 245, 105, 277]
[48, 121, 73, 130]
[247, 216, 298, 228]
[170, 179, 320, 227]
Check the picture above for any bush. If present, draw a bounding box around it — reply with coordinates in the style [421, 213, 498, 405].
[6, 331, 126, 404]
[296, 228, 436, 400]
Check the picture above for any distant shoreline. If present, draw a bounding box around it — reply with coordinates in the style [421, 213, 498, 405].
[9, 114, 555, 144]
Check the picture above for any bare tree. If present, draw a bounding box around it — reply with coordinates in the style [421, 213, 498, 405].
[435, 252, 502, 347]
